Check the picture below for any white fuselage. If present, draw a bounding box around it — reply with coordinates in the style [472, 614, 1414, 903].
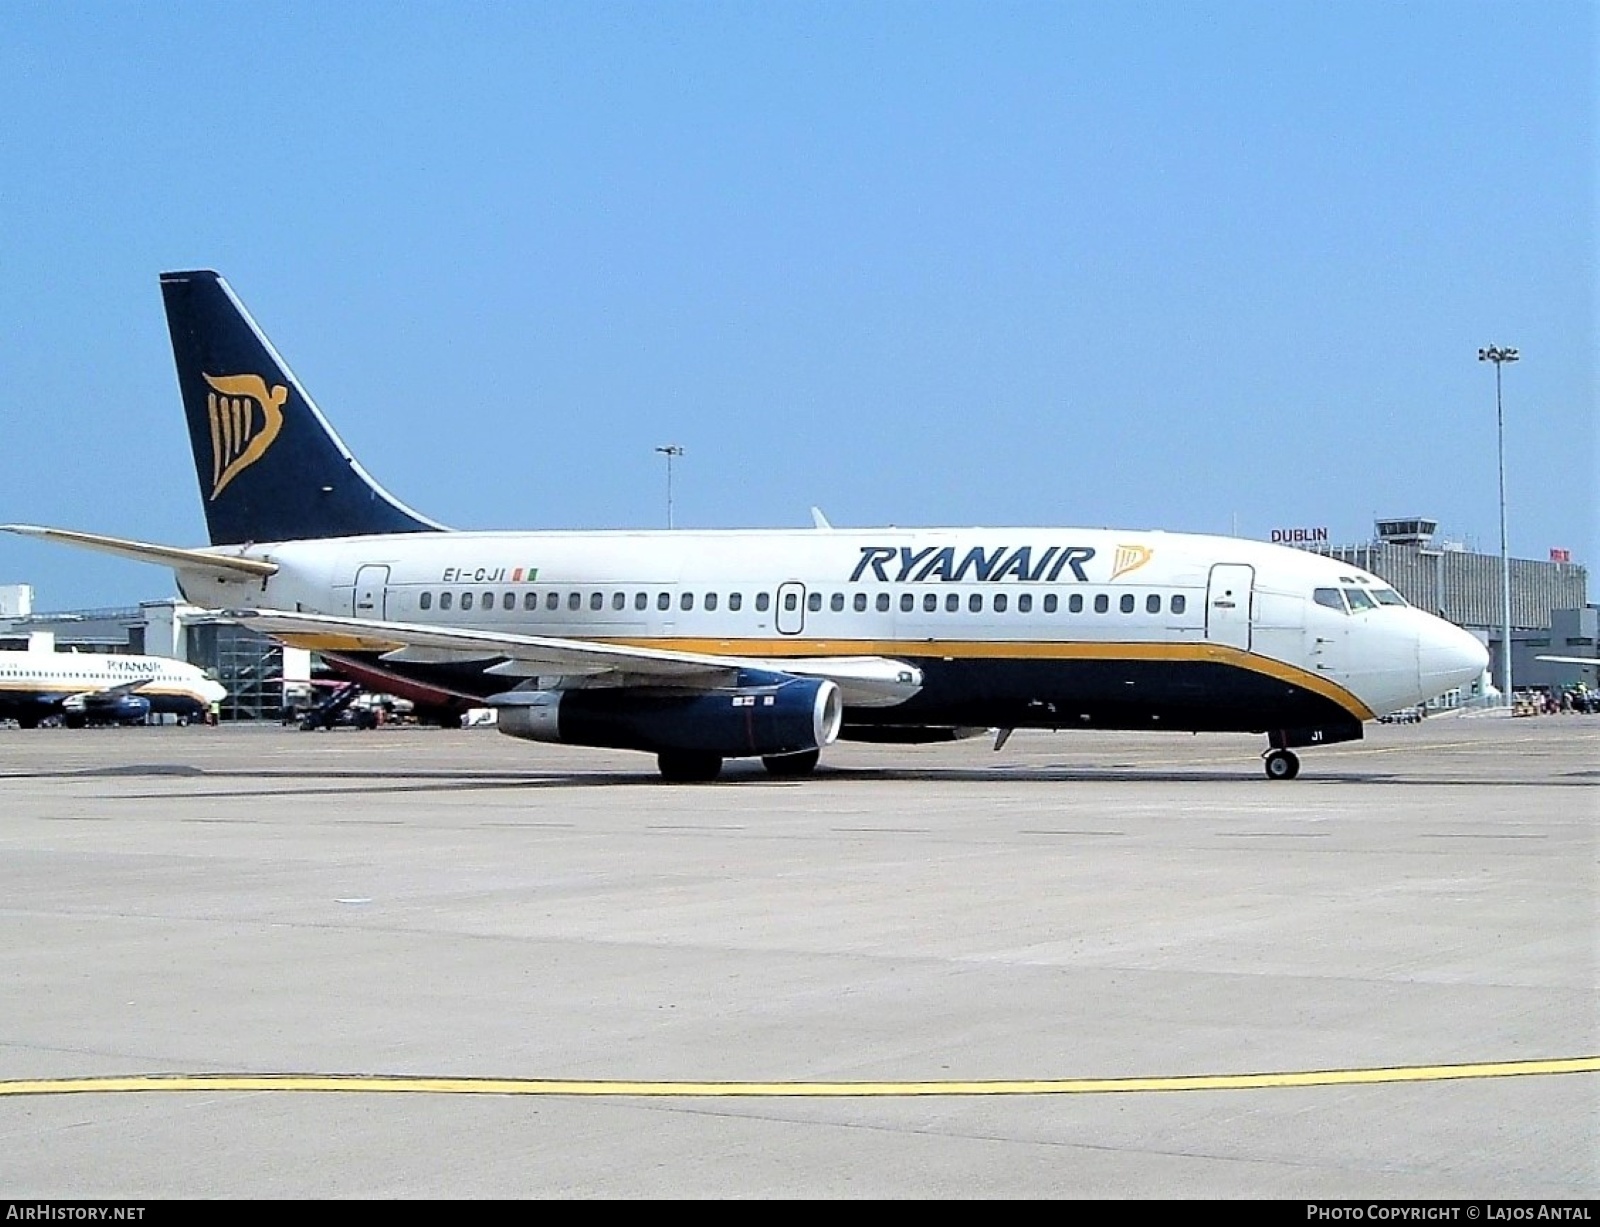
[180, 526, 1488, 727]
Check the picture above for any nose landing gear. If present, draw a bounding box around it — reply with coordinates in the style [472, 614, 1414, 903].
[1261, 721, 1360, 780]
[1263, 748, 1301, 780]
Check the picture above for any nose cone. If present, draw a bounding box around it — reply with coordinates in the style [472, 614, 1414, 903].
[1418, 617, 1489, 699]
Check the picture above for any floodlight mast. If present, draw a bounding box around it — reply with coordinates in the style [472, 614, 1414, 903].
[654, 445, 685, 529]
[1478, 345, 1519, 706]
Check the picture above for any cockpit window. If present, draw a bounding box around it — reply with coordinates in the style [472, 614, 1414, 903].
[1371, 587, 1407, 606]
[1314, 588, 1347, 613]
[1344, 587, 1377, 611]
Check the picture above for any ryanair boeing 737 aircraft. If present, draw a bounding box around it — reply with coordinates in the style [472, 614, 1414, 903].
[5, 271, 1487, 779]
[0, 644, 225, 728]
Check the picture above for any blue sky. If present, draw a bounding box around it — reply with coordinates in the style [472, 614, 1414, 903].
[2, 2, 1593, 610]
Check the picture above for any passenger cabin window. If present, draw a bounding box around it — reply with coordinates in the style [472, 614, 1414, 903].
[635, 592, 648, 611]
[900, 594, 914, 613]
[831, 593, 845, 612]
[945, 593, 959, 613]
[612, 592, 626, 611]
[705, 593, 718, 612]
[440, 592, 453, 610]
[1018, 594, 1032, 613]
[1172, 594, 1187, 615]
[876, 593, 890, 612]
[1069, 594, 1084, 613]
[681, 593, 695, 611]
[1120, 594, 1135, 614]
[808, 593, 822, 612]
[969, 593, 982, 613]
[1043, 594, 1058, 613]
[994, 594, 1008, 613]
[502, 592, 514, 609]
[1094, 594, 1109, 614]
[658, 592, 671, 611]
[729, 593, 743, 612]
[524, 593, 538, 611]
[547, 593, 560, 611]
[419, 592, 432, 610]
[854, 594, 867, 612]
[1314, 588, 1347, 613]
[461, 592, 474, 611]
[1146, 594, 1160, 614]
[756, 593, 771, 612]
[568, 593, 581, 612]
[484, 591, 495, 609]
[783, 592, 798, 612]
[923, 593, 937, 613]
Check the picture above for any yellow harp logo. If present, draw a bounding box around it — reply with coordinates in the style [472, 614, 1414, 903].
[203, 373, 288, 500]
[1110, 543, 1153, 580]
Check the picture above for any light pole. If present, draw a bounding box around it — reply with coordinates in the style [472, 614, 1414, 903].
[1478, 345, 1519, 705]
[654, 445, 684, 529]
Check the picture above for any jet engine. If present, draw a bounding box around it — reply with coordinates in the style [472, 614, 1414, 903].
[492, 673, 843, 760]
[62, 693, 153, 728]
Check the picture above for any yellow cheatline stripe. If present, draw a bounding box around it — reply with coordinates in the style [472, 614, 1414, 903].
[3, 1057, 1595, 1099]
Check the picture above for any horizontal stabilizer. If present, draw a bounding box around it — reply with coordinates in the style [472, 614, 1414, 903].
[2, 524, 278, 579]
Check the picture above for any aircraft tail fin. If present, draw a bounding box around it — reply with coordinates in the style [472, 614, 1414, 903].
[160, 270, 447, 545]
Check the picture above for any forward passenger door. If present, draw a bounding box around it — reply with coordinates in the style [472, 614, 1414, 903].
[1205, 564, 1254, 651]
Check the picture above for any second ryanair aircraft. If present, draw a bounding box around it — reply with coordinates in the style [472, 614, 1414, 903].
[6, 270, 1488, 780]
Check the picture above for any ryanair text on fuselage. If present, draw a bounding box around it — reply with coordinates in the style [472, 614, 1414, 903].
[850, 545, 1098, 584]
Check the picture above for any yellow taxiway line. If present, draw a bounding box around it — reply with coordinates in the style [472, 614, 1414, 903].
[2, 1057, 1596, 1099]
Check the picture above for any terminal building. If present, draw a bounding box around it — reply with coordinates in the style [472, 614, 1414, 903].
[3, 518, 1595, 720]
[1300, 518, 1594, 695]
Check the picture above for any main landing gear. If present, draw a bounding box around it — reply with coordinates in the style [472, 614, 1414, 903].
[1263, 749, 1300, 781]
[655, 749, 823, 782]
[656, 750, 724, 783]
[762, 749, 820, 778]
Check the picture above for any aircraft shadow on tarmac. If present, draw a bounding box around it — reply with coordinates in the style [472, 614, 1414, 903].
[1, 762, 1593, 797]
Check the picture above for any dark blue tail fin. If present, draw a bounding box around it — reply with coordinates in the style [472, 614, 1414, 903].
[160, 270, 446, 545]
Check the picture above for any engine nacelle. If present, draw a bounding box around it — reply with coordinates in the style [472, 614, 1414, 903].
[64, 694, 152, 727]
[492, 673, 843, 759]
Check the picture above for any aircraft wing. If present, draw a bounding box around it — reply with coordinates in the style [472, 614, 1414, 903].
[32, 677, 155, 706]
[98, 677, 157, 697]
[225, 609, 922, 707]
